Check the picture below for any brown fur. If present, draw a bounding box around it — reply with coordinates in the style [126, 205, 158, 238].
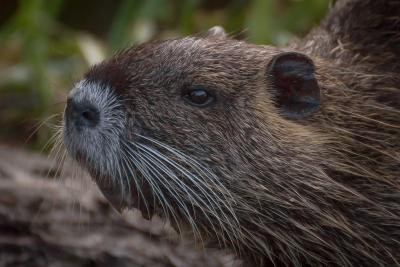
[65, 0, 400, 266]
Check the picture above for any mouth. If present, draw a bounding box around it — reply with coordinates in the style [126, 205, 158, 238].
[67, 137, 157, 220]
[92, 169, 156, 220]
[68, 136, 157, 220]
[63, 80, 157, 218]
[70, 138, 156, 220]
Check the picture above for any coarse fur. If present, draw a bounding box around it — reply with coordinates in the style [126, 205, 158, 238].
[62, 0, 400, 266]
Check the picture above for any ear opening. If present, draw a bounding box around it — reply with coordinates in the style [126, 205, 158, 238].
[267, 52, 321, 119]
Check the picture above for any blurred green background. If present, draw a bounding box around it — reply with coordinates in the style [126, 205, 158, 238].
[0, 0, 331, 150]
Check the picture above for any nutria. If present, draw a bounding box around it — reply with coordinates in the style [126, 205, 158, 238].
[62, 0, 400, 266]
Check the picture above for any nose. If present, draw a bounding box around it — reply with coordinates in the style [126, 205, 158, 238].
[66, 99, 100, 129]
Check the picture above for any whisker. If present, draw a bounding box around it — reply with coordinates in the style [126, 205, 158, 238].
[132, 136, 244, 251]
[120, 141, 152, 217]
[131, 143, 207, 244]
[24, 114, 61, 145]
[137, 135, 241, 225]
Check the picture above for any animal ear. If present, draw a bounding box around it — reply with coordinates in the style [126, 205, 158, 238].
[205, 26, 227, 39]
[268, 52, 321, 119]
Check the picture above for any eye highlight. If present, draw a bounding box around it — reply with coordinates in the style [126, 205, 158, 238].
[182, 86, 215, 107]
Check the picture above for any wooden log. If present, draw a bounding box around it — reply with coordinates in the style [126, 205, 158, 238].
[0, 145, 235, 267]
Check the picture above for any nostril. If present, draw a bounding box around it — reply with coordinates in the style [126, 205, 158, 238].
[66, 100, 100, 129]
[82, 109, 95, 121]
[80, 107, 99, 127]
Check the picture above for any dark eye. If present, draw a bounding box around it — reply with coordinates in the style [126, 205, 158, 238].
[182, 87, 215, 107]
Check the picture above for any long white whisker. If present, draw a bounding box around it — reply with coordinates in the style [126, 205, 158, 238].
[133, 137, 243, 250]
[138, 134, 240, 224]
[132, 143, 211, 244]
[132, 147, 196, 240]
[123, 142, 175, 219]
[120, 141, 155, 219]
[136, 140, 240, 229]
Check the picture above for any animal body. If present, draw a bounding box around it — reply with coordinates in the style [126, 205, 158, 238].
[63, 0, 400, 266]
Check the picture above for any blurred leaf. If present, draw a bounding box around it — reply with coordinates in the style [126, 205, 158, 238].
[77, 34, 106, 65]
[247, 0, 281, 44]
[225, 0, 248, 34]
[285, 0, 330, 35]
[108, 0, 143, 52]
[179, 0, 199, 34]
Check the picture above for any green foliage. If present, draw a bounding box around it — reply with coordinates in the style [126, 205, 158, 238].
[248, 0, 329, 44]
[0, 0, 331, 148]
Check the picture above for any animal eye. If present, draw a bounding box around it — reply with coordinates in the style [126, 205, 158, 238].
[182, 87, 215, 107]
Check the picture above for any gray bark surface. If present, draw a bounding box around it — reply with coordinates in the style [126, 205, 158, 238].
[0, 146, 235, 267]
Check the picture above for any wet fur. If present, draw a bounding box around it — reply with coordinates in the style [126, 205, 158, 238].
[65, 0, 400, 266]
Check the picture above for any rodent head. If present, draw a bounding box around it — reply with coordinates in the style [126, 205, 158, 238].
[62, 0, 400, 262]
[63, 28, 328, 262]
